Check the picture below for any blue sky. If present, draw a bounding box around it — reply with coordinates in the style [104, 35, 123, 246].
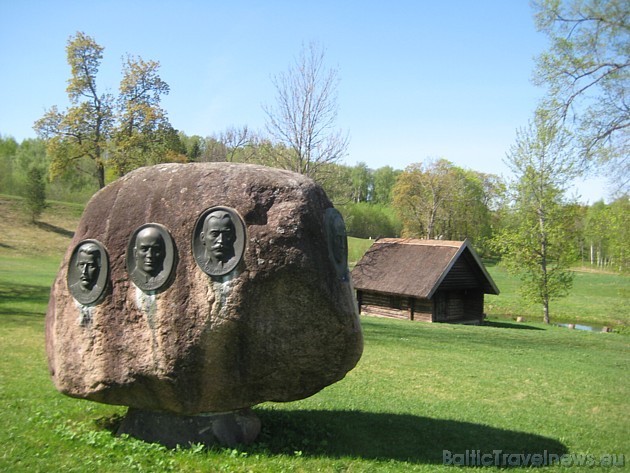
[0, 0, 608, 202]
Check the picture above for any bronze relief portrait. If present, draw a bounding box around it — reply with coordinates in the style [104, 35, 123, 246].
[67, 239, 109, 305]
[126, 223, 176, 292]
[325, 207, 349, 280]
[192, 206, 246, 277]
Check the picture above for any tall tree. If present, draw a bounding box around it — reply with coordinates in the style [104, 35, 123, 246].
[372, 166, 401, 205]
[393, 159, 502, 247]
[350, 162, 372, 203]
[533, 0, 630, 195]
[0, 135, 19, 194]
[494, 109, 580, 323]
[110, 55, 174, 175]
[393, 160, 451, 239]
[34, 32, 114, 189]
[35, 32, 179, 188]
[584, 197, 630, 271]
[263, 42, 348, 181]
[24, 166, 48, 223]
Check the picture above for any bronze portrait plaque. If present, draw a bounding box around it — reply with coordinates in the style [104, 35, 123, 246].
[192, 206, 246, 277]
[325, 207, 349, 280]
[67, 239, 109, 305]
[126, 223, 176, 292]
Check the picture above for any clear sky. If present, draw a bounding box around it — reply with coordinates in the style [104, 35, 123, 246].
[0, 0, 608, 203]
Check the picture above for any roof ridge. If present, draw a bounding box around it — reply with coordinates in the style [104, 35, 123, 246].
[376, 238, 463, 247]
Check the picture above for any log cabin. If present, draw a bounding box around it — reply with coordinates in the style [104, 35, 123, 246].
[351, 238, 499, 324]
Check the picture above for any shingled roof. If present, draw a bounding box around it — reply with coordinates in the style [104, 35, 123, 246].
[351, 238, 499, 299]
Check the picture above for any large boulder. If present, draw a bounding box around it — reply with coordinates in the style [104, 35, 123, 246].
[46, 163, 363, 415]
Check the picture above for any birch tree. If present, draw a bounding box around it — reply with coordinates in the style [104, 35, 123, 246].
[494, 109, 580, 323]
[533, 0, 629, 194]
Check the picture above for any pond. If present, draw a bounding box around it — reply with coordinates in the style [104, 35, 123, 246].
[557, 323, 611, 332]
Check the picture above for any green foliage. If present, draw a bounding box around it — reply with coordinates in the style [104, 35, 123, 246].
[23, 167, 48, 222]
[496, 109, 580, 323]
[391, 159, 499, 245]
[583, 196, 630, 272]
[533, 0, 629, 194]
[0, 135, 19, 194]
[339, 202, 401, 239]
[34, 31, 180, 189]
[110, 55, 184, 175]
[371, 165, 401, 205]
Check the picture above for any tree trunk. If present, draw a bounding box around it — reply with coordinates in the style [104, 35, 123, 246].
[97, 162, 105, 189]
[543, 297, 550, 324]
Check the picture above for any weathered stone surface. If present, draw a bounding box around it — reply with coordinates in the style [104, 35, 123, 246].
[46, 163, 363, 415]
[117, 408, 261, 448]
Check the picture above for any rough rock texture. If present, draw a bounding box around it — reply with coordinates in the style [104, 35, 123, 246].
[46, 163, 362, 415]
[117, 408, 261, 448]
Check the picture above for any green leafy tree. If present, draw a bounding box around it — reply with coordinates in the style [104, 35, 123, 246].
[392, 159, 455, 239]
[35, 32, 180, 188]
[372, 166, 401, 205]
[392, 159, 494, 243]
[350, 162, 373, 203]
[0, 135, 19, 194]
[24, 166, 48, 222]
[584, 197, 630, 271]
[319, 163, 354, 204]
[494, 109, 580, 323]
[263, 41, 349, 181]
[110, 55, 174, 175]
[533, 0, 630, 194]
[34, 32, 114, 189]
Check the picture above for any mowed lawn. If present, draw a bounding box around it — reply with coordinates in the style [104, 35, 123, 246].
[0, 196, 628, 471]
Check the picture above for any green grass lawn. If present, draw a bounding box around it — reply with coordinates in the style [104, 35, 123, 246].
[0, 198, 628, 471]
[485, 263, 630, 328]
[1, 286, 628, 471]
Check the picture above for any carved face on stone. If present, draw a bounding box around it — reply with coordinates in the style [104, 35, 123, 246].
[201, 211, 236, 264]
[68, 239, 109, 305]
[192, 206, 246, 277]
[76, 243, 101, 290]
[127, 224, 175, 292]
[134, 226, 166, 277]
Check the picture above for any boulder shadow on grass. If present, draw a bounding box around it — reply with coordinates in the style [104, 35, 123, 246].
[253, 409, 567, 465]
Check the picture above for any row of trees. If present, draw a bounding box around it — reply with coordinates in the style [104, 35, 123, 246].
[3, 130, 625, 270]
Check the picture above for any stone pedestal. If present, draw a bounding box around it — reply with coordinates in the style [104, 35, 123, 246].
[117, 408, 261, 448]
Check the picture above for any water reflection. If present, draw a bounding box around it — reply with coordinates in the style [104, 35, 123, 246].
[557, 323, 610, 332]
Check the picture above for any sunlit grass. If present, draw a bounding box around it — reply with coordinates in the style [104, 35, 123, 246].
[485, 264, 629, 328]
[1, 308, 628, 471]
